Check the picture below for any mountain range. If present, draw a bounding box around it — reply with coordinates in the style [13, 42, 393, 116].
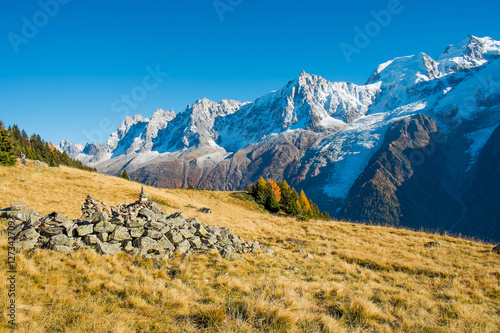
[60, 35, 500, 242]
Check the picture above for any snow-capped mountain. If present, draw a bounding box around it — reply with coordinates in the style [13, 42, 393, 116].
[61, 35, 500, 241]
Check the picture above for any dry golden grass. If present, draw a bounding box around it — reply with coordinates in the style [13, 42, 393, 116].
[1, 162, 499, 332]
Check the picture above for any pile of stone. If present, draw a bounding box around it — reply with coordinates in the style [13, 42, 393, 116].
[2, 189, 262, 259]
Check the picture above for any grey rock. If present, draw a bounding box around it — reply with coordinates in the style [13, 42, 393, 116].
[157, 236, 175, 251]
[189, 236, 202, 249]
[168, 212, 187, 220]
[9, 223, 25, 238]
[93, 221, 116, 233]
[16, 228, 39, 240]
[179, 228, 195, 239]
[492, 244, 500, 254]
[76, 224, 94, 237]
[109, 216, 125, 225]
[129, 227, 145, 238]
[167, 230, 184, 244]
[83, 234, 101, 245]
[123, 241, 135, 252]
[192, 223, 208, 237]
[145, 229, 163, 239]
[96, 242, 122, 255]
[424, 241, 441, 248]
[52, 213, 70, 223]
[40, 226, 64, 237]
[138, 208, 155, 221]
[92, 211, 109, 223]
[10, 203, 27, 211]
[53, 245, 72, 253]
[109, 226, 132, 241]
[201, 236, 217, 246]
[146, 221, 165, 230]
[176, 239, 191, 253]
[159, 226, 171, 234]
[199, 207, 212, 214]
[97, 232, 108, 242]
[50, 234, 71, 247]
[15, 238, 38, 249]
[133, 237, 158, 250]
[32, 160, 48, 168]
[126, 219, 145, 228]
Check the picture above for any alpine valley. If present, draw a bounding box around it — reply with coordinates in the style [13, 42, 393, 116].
[61, 35, 500, 242]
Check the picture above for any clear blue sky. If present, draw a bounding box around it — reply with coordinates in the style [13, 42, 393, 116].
[0, 0, 499, 145]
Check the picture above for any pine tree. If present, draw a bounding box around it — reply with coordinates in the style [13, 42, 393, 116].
[145, 181, 151, 186]
[0, 121, 17, 166]
[120, 170, 130, 180]
[135, 176, 141, 183]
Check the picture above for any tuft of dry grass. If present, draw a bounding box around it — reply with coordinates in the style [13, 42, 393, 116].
[1, 162, 499, 332]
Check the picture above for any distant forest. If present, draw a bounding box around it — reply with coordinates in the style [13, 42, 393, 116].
[0, 120, 95, 172]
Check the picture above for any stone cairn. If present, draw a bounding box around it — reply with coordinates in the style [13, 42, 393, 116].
[2, 190, 263, 259]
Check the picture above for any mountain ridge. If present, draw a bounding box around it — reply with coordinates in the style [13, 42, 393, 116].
[60, 35, 500, 241]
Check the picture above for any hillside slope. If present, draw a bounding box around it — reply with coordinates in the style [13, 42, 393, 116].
[1, 163, 499, 332]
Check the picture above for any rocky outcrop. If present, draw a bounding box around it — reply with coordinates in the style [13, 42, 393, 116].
[337, 114, 463, 229]
[2, 192, 262, 260]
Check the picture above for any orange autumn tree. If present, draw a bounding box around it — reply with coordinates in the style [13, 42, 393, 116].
[249, 177, 330, 220]
[267, 179, 281, 203]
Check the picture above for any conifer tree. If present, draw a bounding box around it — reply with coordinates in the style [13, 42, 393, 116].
[0, 121, 16, 166]
[121, 169, 130, 180]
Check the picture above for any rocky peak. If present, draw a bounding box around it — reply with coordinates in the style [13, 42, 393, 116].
[437, 35, 500, 75]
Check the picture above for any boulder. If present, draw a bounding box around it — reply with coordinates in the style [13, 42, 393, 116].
[145, 229, 163, 240]
[157, 236, 175, 251]
[52, 245, 72, 253]
[93, 221, 116, 233]
[109, 226, 132, 242]
[179, 228, 195, 239]
[189, 236, 202, 249]
[40, 226, 64, 237]
[49, 234, 71, 248]
[84, 235, 101, 245]
[16, 228, 39, 240]
[138, 207, 155, 221]
[192, 222, 208, 237]
[176, 239, 191, 253]
[146, 221, 165, 230]
[10, 203, 27, 211]
[167, 230, 184, 244]
[493, 244, 500, 254]
[97, 232, 108, 242]
[109, 216, 125, 225]
[133, 237, 158, 251]
[92, 211, 109, 223]
[129, 227, 145, 238]
[96, 242, 122, 255]
[126, 219, 145, 228]
[76, 224, 94, 237]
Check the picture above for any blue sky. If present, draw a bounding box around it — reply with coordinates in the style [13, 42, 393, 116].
[0, 0, 499, 145]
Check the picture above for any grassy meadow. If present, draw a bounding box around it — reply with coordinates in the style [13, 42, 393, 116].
[1, 161, 499, 332]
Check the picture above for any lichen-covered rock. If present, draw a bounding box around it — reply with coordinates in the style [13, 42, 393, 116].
[133, 237, 158, 251]
[50, 234, 71, 248]
[157, 236, 175, 251]
[93, 221, 115, 233]
[96, 242, 121, 255]
[129, 227, 145, 238]
[109, 226, 132, 241]
[76, 224, 94, 237]
[145, 229, 163, 240]
[11, 203, 27, 211]
[138, 207, 155, 221]
[176, 239, 191, 253]
[126, 219, 145, 228]
[17, 228, 39, 240]
[92, 211, 109, 223]
[84, 234, 101, 245]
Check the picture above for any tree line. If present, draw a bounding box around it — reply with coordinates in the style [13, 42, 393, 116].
[247, 177, 330, 221]
[0, 120, 96, 172]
